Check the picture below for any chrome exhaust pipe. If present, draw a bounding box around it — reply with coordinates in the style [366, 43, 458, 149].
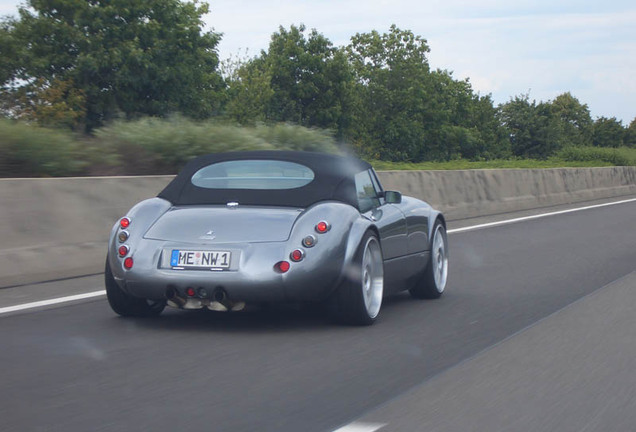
[213, 288, 227, 304]
[208, 288, 229, 312]
[208, 301, 228, 312]
[165, 286, 186, 308]
[206, 288, 245, 312]
[231, 301, 246, 312]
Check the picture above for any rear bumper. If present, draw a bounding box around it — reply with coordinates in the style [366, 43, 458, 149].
[123, 269, 288, 302]
[121, 267, 341, 303]
[110, 239, 344, 303]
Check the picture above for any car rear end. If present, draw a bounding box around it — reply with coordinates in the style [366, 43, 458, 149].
[108, 199, 359, 310]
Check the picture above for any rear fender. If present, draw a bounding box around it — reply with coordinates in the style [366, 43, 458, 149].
[332, 216, 377, 293]
[282, 201, 363, 300]
[108, 197, 172, 280]
[291, 202, 375, 271]
[343, 218, 377, 266]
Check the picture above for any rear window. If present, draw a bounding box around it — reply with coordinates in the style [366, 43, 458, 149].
[191, 160, 315, 190]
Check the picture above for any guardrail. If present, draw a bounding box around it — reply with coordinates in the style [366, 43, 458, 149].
[2, 166, 635, 288]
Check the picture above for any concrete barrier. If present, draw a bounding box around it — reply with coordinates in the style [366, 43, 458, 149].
[1, 167, 635, 288]
[379, 166, 636, 220]
[0, 176, 172, 288]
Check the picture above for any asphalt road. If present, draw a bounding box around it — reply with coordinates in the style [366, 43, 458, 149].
[1, 200, 636, 432]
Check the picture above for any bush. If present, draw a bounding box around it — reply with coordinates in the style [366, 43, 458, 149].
[252, 123, 340, 153]
[95, 117, 272, 174]
[0, 119, 86, 177]
[95, 117, 340, 174]
[556, 146, 634, 166]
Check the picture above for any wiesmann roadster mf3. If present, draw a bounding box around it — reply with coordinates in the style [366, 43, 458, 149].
[106, 151, 448, 325]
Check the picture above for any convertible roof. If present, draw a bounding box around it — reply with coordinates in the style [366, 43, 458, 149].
[157, 151, 372, 208]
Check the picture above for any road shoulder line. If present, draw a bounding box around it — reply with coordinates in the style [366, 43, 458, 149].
[447, 196, 636, 234]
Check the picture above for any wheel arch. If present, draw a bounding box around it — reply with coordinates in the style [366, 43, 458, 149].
[428, 211, 447, 248]
[343, 218, 379, 267]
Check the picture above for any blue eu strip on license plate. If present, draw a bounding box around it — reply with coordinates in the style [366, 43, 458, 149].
[170, 250, 180, 267]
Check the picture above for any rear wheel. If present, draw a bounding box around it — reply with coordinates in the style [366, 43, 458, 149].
[410, 220, 448, 299]
[105, 259, 165, 317]
[331, 231, 384, 326]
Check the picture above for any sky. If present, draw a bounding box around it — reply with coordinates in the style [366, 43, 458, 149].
[1, 0, 634, 124]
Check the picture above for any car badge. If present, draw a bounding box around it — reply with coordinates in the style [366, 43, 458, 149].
[200, 230, 216, 240]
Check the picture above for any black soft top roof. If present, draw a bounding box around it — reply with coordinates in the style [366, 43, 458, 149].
[158, 151, 372, 209]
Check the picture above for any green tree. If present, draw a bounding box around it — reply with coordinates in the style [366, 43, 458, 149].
[499, 94, 563, 159]
[224, 59, 274, 125]
[266, 25, 352, 132]
[592, 117, 624, 148]
[623, 117, 636, 148]
[346, 26, 505, 162]
[1, 0, 223, 131]
[469, 93, 511, 159]
[13, 77, 87, 129]
[347, 25, 438, 161]
[428, 71, 509, 160]
[0, 19, 18, 85]
[550, 92, 593, 146]
[224, 25, 353, 135]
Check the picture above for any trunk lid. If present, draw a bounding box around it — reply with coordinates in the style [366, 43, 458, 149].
[143, 206, 302, 244]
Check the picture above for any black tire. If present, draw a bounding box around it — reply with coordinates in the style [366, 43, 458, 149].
[410, 220, 448, 299]
[105, 259, 165, 317]
[330, 231, 384, 326]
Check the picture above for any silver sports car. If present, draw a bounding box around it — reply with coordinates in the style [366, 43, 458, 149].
[105, 151, 448, 325]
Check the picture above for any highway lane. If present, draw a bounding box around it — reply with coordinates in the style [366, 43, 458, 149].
[1, 200, 635, 432]
[341, 271, 636, 431]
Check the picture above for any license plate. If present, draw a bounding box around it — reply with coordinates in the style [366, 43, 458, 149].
[170, 250, 231, 269]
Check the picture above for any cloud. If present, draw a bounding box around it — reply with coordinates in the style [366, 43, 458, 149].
[409, 9, 636, 120]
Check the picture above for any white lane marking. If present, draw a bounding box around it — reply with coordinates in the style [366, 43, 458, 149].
[332, 422, 386, 432]
[447, 197, 636, 234]
[0, 290, 106, 315]
[3, 196, 636, 315]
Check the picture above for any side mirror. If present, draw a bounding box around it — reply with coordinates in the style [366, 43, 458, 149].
[384, 190, 402, 204]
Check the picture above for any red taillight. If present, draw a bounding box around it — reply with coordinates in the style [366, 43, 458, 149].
[315, 221, 330, 233]
[118, 245, 129, 257]
[275, 261, 290, 273]
[120, 217, 131, 229]
[290, 249, 304, 262]
[186, 287, 196, 297]
[123, 257, 134, 269]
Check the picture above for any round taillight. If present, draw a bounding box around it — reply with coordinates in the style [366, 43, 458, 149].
[186, 287, 196, 297]
[315, 221, 330, 233]
[120, 217, 131, 229]
[118, 245, 129, 257]
[118, 231, 129, 243]
[275, 261, 290, 273]
[290, 249, 304, 262]
[302, 235, 316, 248]
[123, 257, 134, 269]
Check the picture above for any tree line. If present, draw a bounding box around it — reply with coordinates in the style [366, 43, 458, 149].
[1, 0, 635, 162]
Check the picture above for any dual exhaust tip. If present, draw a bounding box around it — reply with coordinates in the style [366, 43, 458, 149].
[165, 286, 245, 312]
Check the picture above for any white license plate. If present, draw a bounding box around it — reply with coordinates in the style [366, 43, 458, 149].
[170, 250, 231, 269]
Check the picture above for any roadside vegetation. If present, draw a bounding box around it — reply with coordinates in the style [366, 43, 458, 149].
[1, 1, 635, 177]
[1, 117, 634, 177]
[0, 118, 341, 176]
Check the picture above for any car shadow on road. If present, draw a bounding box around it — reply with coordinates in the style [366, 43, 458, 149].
[119, 291, 421, 334]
